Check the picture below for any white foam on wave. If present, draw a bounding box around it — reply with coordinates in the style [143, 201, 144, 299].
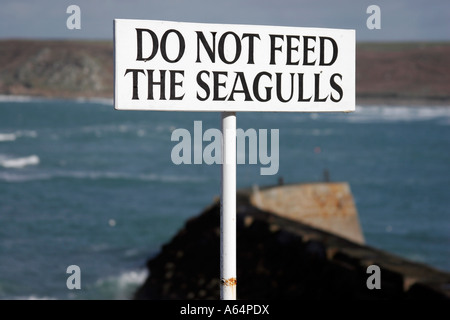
[19, 130, 38, 138]
[0, 94, 113, 106]
[74, 97, 113, 106]
[0, 169, 206, 183]
[0, 133, 17, 141]
[0, 155, 40, 168]
[0, 130, 38, 142]
[78, 123, 152, 139]
[344, 105, 450, 123]
[15, 295, 57, 300]
[0, 95, 38, 103]
[65, 171, 198, 182]
[0, 172, 49, 182]
[94, 269, 148, 300]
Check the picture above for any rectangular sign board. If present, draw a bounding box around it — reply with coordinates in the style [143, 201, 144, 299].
[114, 19, 355, 112]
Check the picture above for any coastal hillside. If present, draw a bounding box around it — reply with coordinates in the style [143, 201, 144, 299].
[0, 39, 449, 104]
[0, 40, 113, 99]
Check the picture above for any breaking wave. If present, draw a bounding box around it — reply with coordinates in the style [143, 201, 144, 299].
[93, 269, 148, 300]
[0, 131, 38, 142]
[13, 295, 57, 300]
[0, 95, 40, 103]
[0, 155, 40, 168]
[74, 97, 113, 106]
[0, 169, 206, 183]
[0, 133, 17, 142]
[343, 106, 450, 123]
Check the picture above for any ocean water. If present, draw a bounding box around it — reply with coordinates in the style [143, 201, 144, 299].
[0, 96, 449, 299]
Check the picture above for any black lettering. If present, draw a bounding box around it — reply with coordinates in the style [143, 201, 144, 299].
[160, 29, 185, 63]
[228, 72, 252, 101]
[276, 73, 295, 103]
[136, 29, 158, 61]
[147, 70, 166, 100]
[241, 33, 260, 64]
[218, 32, 241, 64]
[213, 71, 228, 101]
[124, 69, 145, 100]
[269, 34, 284, 65]
[314, 73, 328, 102]
[253, 72, 272, 102]
[286, 35, 300, 65]
[330, 73, 343, 102]
[196, 71, 210, 101]
[169, 70, 185, 100]
[303, 36, 316, 66]
[319, 37, 338, 66]
[196, 31, 216, 63]
[297, 73, 311, 102]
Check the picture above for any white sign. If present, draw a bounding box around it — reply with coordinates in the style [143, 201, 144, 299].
[114, 19, 355, 112]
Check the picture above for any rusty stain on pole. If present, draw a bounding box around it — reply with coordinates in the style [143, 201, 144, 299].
[221, 277, 237, 298]
[221, 277, 237, 287]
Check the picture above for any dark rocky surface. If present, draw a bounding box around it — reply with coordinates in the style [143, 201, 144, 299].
[134, 190, 450, 300]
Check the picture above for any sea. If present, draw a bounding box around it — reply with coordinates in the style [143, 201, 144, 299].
[0, 96, 449, 299]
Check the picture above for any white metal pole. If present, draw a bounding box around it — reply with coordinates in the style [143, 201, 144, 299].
[220, 111, 237, 300]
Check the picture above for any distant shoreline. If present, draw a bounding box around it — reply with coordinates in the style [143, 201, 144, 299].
[1, 93, 449, 108]
[0, 39, 449, 107]
[0, 94, 113, 105]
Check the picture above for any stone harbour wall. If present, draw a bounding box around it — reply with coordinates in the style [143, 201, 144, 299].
[134, 184, 450, 300]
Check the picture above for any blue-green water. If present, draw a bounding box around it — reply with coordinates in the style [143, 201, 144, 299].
[0, 96, 449, 299]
